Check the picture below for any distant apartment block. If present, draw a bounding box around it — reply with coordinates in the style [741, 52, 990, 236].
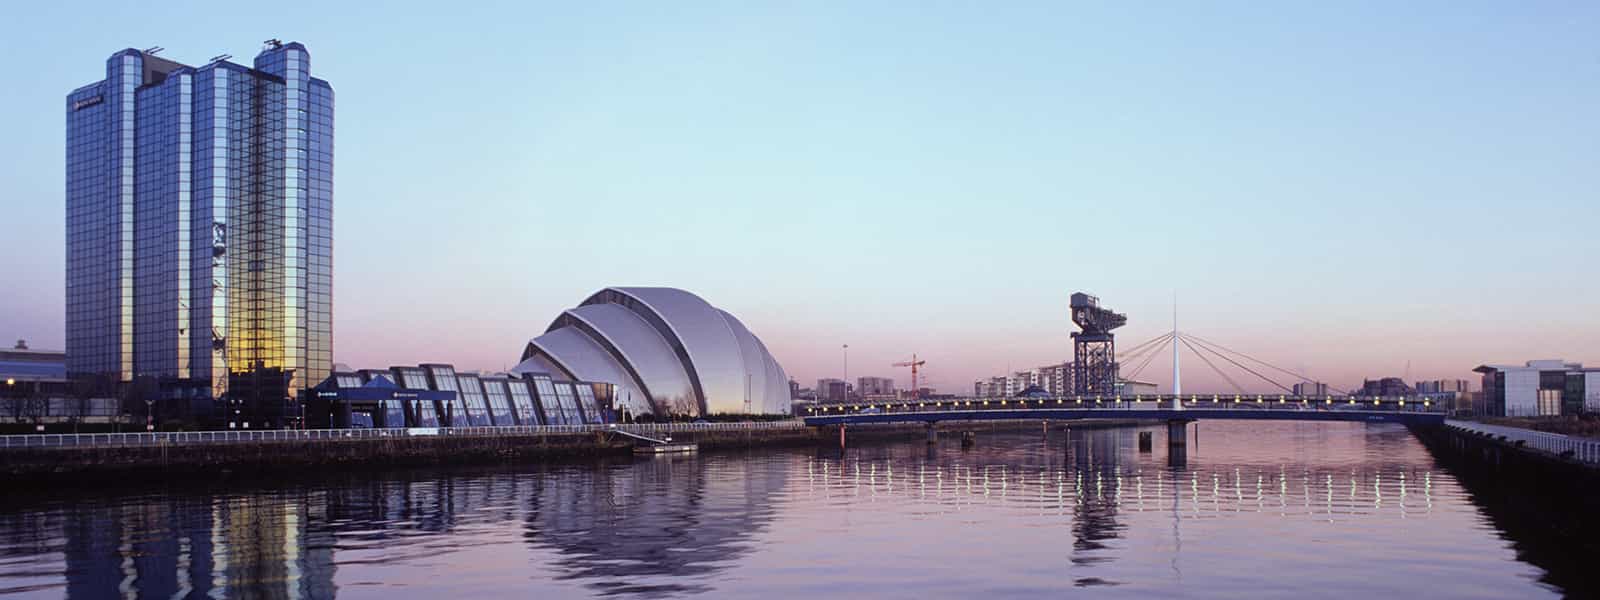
[1353, 378, 1414, 398]
[1292, 382, 1330, 397]
[856, 376, 895, 396]
[1415, 379, 1471, 394]
[816, 378, 849, 403]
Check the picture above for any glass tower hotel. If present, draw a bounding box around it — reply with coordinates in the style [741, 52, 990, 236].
[66, 41, 332, 426]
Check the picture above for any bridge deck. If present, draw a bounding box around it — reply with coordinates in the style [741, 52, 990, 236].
[803, 396, 1445, 427]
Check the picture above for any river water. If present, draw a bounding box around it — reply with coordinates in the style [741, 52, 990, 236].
[0, 422, 1575, 598]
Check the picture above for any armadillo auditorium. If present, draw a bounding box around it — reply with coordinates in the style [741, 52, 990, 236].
[308, 287, 792, 428]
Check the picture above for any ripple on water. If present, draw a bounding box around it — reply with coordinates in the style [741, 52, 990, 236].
[0, 422, 1570, 598]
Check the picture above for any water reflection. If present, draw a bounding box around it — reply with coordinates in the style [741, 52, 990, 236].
[0, 422, 1571, 598]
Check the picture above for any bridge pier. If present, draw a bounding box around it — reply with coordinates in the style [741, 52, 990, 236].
[1167, 419, 1193, 467]
[926, 421, 938, 445]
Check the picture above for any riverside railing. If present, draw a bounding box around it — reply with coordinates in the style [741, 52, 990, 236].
[1445, 420, 1600, 465]
[0, 420, 806, 450]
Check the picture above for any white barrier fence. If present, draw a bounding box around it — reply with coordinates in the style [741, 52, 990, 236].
[1445, 420, 1600, 465]
[0, 420, 807, 450]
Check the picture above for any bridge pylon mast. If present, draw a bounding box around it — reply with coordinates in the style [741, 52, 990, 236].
[1173, 296, 1182, 409]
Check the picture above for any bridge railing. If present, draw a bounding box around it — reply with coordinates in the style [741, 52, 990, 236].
[1445, 420, 1600, 465]
[0, 420, 806, 451]
[805, 395, 1447, 417]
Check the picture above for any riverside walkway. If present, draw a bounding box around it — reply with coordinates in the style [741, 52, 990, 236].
[0, 421, 806, 450]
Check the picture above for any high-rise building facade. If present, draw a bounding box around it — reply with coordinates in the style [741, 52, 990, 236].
[66, 41, 332, 424]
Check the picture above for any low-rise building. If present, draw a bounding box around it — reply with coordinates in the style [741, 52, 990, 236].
[1115, 379, 1159, 396]
[308, 363, 616, 429]
[1473, 360, 1600, 417]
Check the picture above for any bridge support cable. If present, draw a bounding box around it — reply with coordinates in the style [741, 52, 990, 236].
[1116, 332, 1174, 372]
[1119, 331, 1178, 358]
[1126, 334, 1174, 381]
[1123, 333, 1175, 382]
[1183, 334, 1350, 395]
[1176, 336, 1247, 395]
[1175, 333, 1295, 394]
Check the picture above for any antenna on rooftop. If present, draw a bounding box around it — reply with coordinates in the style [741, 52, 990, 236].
[209, 54, 232, 64]
[263, 39, 283, 50]
[143, 46, 165, 55]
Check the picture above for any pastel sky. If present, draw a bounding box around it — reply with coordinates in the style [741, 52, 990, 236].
[2, 1, 1597, 394]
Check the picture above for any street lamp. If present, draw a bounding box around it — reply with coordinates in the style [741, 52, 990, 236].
[842, 344, 849, 404]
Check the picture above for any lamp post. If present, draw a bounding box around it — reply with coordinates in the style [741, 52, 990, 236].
[842, 344, 849, 404]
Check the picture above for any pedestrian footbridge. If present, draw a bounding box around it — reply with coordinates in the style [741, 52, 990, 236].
[801, 395, 1446, 428]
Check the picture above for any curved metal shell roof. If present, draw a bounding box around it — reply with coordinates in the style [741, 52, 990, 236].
[514, 287, 791, 416]
[559, 303, 699, 415]
[516, 327, 651, 415]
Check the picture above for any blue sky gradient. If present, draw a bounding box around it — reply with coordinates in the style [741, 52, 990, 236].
[2, 1, 1596, 392]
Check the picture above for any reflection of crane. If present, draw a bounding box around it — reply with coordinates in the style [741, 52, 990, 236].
[892, 354, 927, 399]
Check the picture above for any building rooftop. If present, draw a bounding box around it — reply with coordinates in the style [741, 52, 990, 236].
[1473, 360, 1593, 373]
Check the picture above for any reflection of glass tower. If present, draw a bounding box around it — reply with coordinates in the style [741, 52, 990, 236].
[53, 496, 336, 599]
[65, 41, 333, 423]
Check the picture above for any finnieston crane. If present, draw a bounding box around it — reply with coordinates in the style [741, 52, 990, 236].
[892, 355, 927, 399]
[1070, 292, 1126, 395]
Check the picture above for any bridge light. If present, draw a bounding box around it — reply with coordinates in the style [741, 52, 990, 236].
[983, 400, 989, 406]
[1095, 396, 1101, 404]
[1349, 398, 1355, 405]
[1001, 400, 1008, 406]
[1424, 400, 1430, 407]
[1076, 397, 1082, 404]
[1056, 398, 1063, 404]
[1325, 397, 1332, 404]
[1374, 398, 1381, 406]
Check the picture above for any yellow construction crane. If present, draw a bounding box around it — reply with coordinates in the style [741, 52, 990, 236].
[892, 354, 927, 399]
